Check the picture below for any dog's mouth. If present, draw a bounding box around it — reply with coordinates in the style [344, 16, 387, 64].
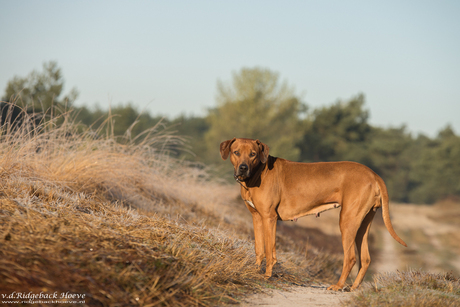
[234, 174, 248, 181]
[234, 171, 250, 182]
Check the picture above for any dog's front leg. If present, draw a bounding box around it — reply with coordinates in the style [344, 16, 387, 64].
[262, 215, 277, 278]
[251, 211, 265, 268]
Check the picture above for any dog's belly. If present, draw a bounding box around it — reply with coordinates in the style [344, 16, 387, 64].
[277, 202, 341, 221]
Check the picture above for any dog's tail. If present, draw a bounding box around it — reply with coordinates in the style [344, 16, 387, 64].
[375, 174, 407, 247]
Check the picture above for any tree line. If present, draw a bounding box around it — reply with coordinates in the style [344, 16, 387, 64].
[2, 62, 459, 204]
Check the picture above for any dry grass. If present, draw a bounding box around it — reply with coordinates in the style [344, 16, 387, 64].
[0, 103, 340, 306]
[343, 270, 460, 307]
[0, 178, 257, 305]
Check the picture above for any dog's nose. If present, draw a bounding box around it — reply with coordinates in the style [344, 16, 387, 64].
[239, 163, 248, 173]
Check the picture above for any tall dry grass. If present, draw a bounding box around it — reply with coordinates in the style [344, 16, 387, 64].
[0, 103, 193, 208]
[0, 103, 340, 306]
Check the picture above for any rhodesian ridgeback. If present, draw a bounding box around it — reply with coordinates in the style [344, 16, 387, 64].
[220, 138, 407, 291]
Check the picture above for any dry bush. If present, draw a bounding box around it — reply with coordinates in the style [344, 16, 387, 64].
[0, 103, 340, 306]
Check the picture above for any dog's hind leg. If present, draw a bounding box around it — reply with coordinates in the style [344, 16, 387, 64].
[327, 209, 360, 290]
[351, 209, 376, 290]
[328, 194, 372, 291]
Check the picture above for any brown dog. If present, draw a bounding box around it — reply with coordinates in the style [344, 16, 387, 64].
[220, 138, 407, 291]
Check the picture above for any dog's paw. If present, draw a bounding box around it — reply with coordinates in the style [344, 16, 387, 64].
[350, 285, 360, 291]
[327, 284, 344, 291]
[264, 270, 274, 279]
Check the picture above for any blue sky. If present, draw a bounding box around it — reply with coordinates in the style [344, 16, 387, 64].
[1, 0, 459, 136]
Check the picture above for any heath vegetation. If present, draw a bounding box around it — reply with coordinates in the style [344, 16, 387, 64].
[0, 105, 342, 306]
[2, 63, 459, 306]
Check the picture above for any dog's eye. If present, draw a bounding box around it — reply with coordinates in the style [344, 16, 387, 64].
[250, 152, 256, 157]
[233, 151, 239, 156]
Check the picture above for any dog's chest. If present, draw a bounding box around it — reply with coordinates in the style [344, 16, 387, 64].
[241, 189, 256, 209]
[244, 199, 256, 209]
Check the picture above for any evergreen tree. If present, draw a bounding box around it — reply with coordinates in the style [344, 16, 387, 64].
[205, 67, 306, 162]
[2, 61, 78, 113]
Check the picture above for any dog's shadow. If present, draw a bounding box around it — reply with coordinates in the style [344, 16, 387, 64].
[257, 260, 302, 284]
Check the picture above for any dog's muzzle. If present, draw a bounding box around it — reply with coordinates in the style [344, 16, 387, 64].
[235, 163, 250, 180]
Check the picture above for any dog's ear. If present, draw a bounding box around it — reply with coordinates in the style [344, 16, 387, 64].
[220, 138, 236, 160]
[256, 139, 269, 163]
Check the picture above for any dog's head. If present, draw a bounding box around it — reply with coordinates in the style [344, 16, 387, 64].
[220, 138, 269, 181]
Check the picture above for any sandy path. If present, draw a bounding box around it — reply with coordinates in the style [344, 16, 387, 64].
[240, 284, 351, 307]
[374, 229, 400, 273]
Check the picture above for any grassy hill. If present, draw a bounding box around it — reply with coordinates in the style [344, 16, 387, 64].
[0, 107, 341, 306]
[0, 106, 458, 306]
